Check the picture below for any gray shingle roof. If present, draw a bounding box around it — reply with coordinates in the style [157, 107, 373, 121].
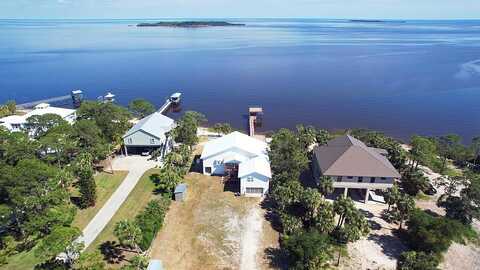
[313, 135, 401, 178]
[123, 112, 174, 139]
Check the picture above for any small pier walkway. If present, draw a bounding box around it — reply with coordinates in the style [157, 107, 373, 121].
[158, 99, 173, 114]
[248, 107, 263, 137]
[158, 92, 182, 114]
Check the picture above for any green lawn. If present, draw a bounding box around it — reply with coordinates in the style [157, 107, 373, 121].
[0, 249, 41, 270]
[86, 168, 161, 253]
[72, 171, 128, 230]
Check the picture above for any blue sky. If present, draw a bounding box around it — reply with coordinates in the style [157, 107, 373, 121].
[1, 0, 479, 19]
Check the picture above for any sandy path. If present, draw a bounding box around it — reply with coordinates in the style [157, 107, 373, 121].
[240, 208, 263, 270]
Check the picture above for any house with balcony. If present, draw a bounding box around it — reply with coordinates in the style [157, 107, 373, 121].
[200, 131, 271, 197]
[312, 135, 401, 203]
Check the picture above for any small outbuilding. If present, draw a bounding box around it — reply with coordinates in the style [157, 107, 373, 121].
[147, 260, 164, 270]
[174, 183, 188, 202]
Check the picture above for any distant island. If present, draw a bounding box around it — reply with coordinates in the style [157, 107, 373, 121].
[349, 19, 406, 23]
[137, 21, 246, 28]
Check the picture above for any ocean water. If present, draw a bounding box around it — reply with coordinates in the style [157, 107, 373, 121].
[0, 18, 479, 141]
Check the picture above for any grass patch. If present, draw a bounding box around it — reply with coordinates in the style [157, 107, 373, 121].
[72, 171, 128, 230]
[415, 191, 431, 201]
[0, 249, 41, 270]
[87, 169, 161, 254]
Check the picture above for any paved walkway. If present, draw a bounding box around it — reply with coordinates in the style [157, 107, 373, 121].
[76, 156, 158, 250]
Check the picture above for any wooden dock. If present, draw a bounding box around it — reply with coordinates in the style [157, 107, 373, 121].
[248, 107, 263, 137]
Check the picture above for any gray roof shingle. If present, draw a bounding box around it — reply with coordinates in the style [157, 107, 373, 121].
[123, 112, 174, 139]
[313, 135, 401, 178]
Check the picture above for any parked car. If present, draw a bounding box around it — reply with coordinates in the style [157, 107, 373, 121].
[141, 151, 150, 156]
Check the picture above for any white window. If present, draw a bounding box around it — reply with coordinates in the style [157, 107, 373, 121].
[127, 138, 132, 144]
[247, 176, 254, 182]
[150, 138, 155, 144]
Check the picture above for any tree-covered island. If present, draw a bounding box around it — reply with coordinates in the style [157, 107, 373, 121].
[136, 21, 246, 27]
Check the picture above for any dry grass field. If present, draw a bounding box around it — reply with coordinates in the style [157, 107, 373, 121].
[149, 172, 280, 270]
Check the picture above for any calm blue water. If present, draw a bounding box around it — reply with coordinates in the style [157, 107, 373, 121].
[1, 19, 479, 141]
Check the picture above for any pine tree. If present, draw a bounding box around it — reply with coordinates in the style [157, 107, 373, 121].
[75, 152, 97, 208]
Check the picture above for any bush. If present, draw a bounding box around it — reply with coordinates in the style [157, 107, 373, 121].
[135, 198, 170, 251]
[406, 209, 476, 254]
[401, 170, 429, 196]
[397, 251, 440, 270]
[282, 230, 333, 270]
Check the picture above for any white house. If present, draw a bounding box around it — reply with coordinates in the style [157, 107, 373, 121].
[122, 112, 175, 157]
[0, 103, 76, 132]
[200, 131, 272, 197]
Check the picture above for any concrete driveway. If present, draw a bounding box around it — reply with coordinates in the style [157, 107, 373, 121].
[77, 156, 158, 250]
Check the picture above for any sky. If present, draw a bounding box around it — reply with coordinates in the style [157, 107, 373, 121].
[0, 0, 479, 19]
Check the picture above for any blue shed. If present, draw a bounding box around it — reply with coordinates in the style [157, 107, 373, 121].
[174, 183, 187, 202]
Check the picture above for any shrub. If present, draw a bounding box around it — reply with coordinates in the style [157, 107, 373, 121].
[397, 251, 440, 270]
[135, 198, 170, 251]
[406, 209, 476, 254]
[282, 230, 333, 270]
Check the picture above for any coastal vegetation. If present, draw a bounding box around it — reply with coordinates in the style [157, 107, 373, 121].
[0, 101, 16, 118]
[128, 99, 155, 118]
[210, 122, 233, 134]
[265, 126, 480, 269]
[0, 100, 132, 269]
[266, 127, 370, 268]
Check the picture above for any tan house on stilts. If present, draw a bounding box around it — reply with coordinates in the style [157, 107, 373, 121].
[312, 135, 401, 203]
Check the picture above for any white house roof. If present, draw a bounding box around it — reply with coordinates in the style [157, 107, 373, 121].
[25, 106, 76, 119]
[34, 103, 50, 109]
[0, 115, 26, 124]
[238, 156, 272, 179]
[201, 131, 268, 160]
[123, 112, 174, 139]
[223, 153, 249, 164]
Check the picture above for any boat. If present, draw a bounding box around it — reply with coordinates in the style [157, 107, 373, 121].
[169, 92, 182, 104]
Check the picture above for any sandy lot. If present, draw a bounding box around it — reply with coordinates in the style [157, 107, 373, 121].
[338, 201, 407, 270]
[149, 173, 279, 270]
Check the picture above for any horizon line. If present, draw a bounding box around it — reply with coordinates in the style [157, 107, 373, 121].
[1, 17, 480, 21]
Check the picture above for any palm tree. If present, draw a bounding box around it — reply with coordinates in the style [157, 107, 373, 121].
[332, 198, 370, 266]
[333, 196, 356, 229]
[384, 185, 401, 212]
[318, 175, 334, 196]
[113, 220, 142, 252]
[391, 194, 415, 229]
